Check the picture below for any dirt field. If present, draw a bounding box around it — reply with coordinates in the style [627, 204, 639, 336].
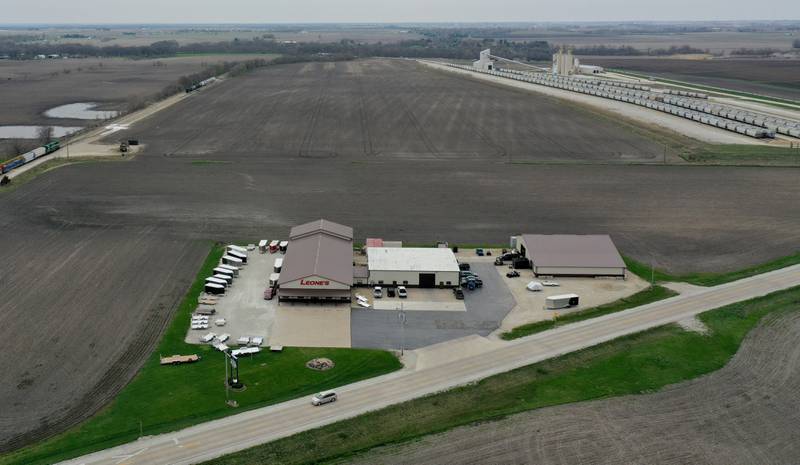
[0, 219, 209, 451]
[346, 310, 800, 465]
[112, 59, 664, 163]
[2, 58, 800, 451]
[0, 54, 273, 127]
[589, 58, 800, 100]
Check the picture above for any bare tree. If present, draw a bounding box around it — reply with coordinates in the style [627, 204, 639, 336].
[37, 126, 54, 144]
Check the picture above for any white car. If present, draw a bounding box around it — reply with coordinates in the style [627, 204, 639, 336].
[311, 390, 338, 406]
[397, 286, 408, 298]
[373, 286, 382, 298]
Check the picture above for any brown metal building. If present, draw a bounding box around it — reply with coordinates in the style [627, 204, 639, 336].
[277, 219, 354, 303]
[518, 234, 626, 278]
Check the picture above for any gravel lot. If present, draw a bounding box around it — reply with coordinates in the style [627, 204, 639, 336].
[346, 310, 800, 465]
[2, 57, 800, 451]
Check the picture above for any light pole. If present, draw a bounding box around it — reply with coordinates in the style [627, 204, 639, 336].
[397, 305, 406, 356]
[224, 351, 230, 404]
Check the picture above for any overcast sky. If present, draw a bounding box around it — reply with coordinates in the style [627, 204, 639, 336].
[0, 0, 798, 24]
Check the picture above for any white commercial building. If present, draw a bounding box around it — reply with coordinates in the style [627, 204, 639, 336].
[367, 247, 460, 288]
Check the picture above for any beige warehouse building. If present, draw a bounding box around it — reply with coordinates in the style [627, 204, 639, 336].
[518, 234, 626, 278]
[367, 247, 460, 288]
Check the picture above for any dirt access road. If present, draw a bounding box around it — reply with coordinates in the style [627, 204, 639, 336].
[57, 264, 800, 465]
[350, 309, 800, 465]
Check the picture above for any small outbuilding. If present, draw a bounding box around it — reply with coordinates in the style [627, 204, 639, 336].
[367, 247, 460, 288]
[517, 234, 626, 278]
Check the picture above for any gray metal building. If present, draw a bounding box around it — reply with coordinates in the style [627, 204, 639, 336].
[278, 219, 354, 303]
[518, 234, 626, 278]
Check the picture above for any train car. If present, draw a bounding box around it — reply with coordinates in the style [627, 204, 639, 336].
[44, 141, 60, 154]
[1, 156, 25, 174]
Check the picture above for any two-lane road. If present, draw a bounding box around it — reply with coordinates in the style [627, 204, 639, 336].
[62, 264, 800, 465]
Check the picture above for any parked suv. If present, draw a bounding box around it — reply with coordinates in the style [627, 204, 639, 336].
[311, 390, 337, 406]
[387, 287, 396, 297]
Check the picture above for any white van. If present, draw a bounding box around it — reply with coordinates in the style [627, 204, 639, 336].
[311, 390, 337, 406]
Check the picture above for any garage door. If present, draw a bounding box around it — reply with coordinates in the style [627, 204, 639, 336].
[419, 273, 435, 288]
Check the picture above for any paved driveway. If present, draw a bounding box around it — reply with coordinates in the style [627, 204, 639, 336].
[351, 263, 516, 349]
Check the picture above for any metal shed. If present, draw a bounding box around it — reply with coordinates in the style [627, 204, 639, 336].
[517, 234, 626, 278]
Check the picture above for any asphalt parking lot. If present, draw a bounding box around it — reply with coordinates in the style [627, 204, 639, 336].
[351, 263, 515, 349]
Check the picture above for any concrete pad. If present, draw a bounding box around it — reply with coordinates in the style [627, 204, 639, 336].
[185, 249, 282, 346]
[413, 334, 504, 371]
[358, 287, 465, 312]
[373, 300, 466, 312]
[495, 268, 650, 335]
[271, 305, 351, 348]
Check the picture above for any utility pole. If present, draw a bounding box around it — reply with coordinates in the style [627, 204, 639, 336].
[224, 351, 230, 404]
[398, 305, 406, 357]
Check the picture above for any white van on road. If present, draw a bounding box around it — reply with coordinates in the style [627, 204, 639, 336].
[311, 390, 338, 406]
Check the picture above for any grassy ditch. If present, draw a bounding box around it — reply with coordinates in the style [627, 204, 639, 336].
[681, 144, 800, 166]
[501, 285, 677, 340]
[624, 253, 800, 287]
[2, 244, 401, 465]
[202, 286, 800, 465]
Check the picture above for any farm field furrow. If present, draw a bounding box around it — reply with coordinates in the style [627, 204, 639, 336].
[2, 57, 800, 451]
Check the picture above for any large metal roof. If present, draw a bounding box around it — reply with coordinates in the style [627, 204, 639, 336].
[520, 234, 625, 269]
[367, 247, 459, 272]
[279, 232, 353, 286]
[289, 219, 353, 241]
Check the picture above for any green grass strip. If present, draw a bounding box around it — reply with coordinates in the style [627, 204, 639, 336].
[501, 285, 677, 340]
[2, 244, 401, 465]
[624, 253, 800, 287]
[201, 286, 800, 465]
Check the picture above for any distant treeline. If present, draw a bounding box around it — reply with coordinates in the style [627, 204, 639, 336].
[570, 45, 708, 56]
[729, 47, 782, 56]
[0, 35, 556, 61]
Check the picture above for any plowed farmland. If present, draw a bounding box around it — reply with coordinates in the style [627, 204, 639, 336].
[1, 58, 800, 451]
[347, 310, 800, 465]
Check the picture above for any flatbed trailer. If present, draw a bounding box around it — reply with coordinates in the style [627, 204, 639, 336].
[160, 354, 200, 365]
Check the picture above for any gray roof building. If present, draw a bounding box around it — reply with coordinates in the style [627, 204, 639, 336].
[290, 219, 353, 241]
[279, 219, 353, 303]
[519, 234, 626, 277]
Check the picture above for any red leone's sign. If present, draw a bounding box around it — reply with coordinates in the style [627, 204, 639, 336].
[300, 279, 330, 286]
